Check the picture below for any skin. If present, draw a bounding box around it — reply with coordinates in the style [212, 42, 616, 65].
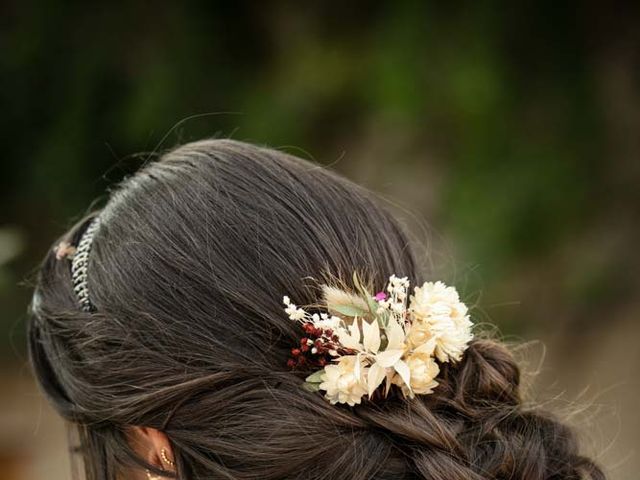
[126, 427, 175, 480]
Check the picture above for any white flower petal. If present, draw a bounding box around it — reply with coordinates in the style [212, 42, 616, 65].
[348, 321, 359, 338]
[367, 362, 386, 397]
[362, 319, 381, 354]
[384, 369, 395, 396]
[394, 359, 411, 393]
[337, 323, 362, 350]
[375, 349, 404, 368]
[385, 316, 406, 350]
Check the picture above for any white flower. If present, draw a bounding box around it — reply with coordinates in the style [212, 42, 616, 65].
[430, 316, 473, 362]
[394, 352, 440, 397]
[388, 274, 410, 290]
[391, 303, 405, 314]
[312, 315, 342, 330]
[384, 274, 410, 322]
[283, 296, 309, 321]
[319, 356, 368, 406]
[286, 306, 307, 321]
[410, 281, 473, 362]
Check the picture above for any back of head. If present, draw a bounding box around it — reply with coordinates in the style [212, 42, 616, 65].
[28, 140, 605, 480]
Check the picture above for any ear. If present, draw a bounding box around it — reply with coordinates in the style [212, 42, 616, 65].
[128, 426, 176, 474]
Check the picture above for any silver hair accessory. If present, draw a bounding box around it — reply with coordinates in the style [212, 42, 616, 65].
[71, 217, 101, 312]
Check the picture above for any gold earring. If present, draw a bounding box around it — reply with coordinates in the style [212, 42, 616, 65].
[160, 448, 175, 467]
[146, 470, 161, 480]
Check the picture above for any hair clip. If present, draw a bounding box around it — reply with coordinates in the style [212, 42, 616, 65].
[71, 217, 101, 312]
[283, 274, 473, 406]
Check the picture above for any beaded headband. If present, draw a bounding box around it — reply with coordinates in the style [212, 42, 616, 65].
[70, 217, 101, 312]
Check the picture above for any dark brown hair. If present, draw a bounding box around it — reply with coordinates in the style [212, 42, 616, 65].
[28, 139, 605, 480]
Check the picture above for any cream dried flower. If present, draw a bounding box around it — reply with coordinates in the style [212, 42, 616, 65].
[406, 319, 434, 350]
[394, 352, 440, 397]
[410, 281, 473, 362]
[319, 355, 368, 406]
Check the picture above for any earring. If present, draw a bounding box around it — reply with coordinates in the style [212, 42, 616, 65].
[160, 447, 175, 467]
[146, 470, 161, 480]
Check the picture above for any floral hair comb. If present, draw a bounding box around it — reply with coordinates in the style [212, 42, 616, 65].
[283, 274, 473, 406]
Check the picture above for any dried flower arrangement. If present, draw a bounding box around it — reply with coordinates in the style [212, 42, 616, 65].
[283, 274, 473, 405]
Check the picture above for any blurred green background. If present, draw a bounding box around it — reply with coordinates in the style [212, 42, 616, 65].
[1, 2, 639, 479]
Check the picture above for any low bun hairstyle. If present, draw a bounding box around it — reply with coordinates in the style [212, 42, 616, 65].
[28, 140, 604, 480]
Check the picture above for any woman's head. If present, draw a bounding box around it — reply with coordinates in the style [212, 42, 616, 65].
[28, 140, 604, 479]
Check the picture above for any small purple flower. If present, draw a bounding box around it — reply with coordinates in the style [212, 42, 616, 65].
[374, 291, 388, 302]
